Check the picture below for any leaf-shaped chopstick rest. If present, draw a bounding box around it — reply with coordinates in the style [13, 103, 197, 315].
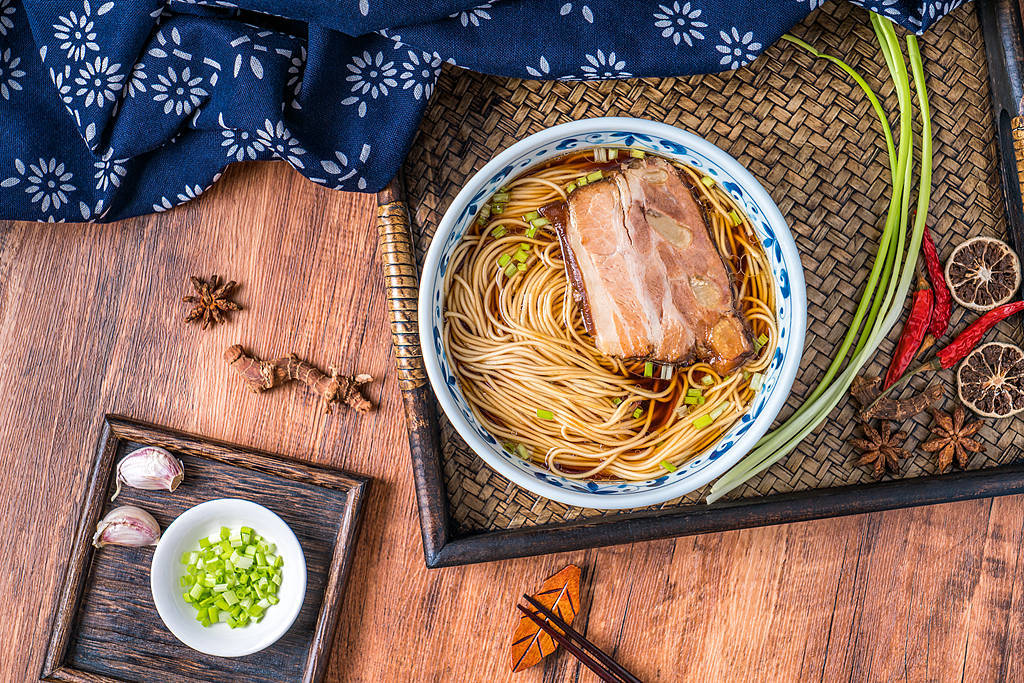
[510, 564, 582, 672]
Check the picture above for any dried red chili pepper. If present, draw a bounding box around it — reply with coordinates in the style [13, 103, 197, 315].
[869, 300, 1024, 409]
[934, 300, 1024, 368]
[883, 273, 933, 389]
[921, 225, 951, 339]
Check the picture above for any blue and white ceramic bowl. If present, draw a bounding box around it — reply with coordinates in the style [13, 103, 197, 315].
[419, 117, 806, 509]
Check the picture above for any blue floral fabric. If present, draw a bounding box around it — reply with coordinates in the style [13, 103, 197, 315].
[0, 0, 966, 222]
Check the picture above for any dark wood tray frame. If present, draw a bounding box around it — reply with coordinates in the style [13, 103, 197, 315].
[377, 0, 1024, 570]
[42, 415, 368, 683]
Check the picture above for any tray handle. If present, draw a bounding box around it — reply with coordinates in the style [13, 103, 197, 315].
[375, 176, 451, 564]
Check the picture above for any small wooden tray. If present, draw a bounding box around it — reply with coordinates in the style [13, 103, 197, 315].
[42, 416, 368, 683]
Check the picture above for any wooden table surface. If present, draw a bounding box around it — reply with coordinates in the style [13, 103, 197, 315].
[4, 160, 1024, 682]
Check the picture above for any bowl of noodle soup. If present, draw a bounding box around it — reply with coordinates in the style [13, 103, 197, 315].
[420, 118, 805, 508]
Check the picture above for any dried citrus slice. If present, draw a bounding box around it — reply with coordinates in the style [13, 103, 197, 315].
[957, 342, 1024, 418]
[944, 236, 1021, 311]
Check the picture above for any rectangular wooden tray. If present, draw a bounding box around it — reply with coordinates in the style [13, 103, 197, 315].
[377, 1, 1024, 569]
[42, 416, 368, 683]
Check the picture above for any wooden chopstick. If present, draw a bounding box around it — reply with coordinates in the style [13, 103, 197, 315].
[518, 595, 643, 683]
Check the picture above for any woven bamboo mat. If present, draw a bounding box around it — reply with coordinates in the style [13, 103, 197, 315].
[398, 1, 1024, 532]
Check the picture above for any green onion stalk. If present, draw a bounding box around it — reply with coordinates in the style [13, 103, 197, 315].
[706, 15, 932, 504]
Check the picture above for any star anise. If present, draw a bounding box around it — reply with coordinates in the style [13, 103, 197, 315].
[183, 275, 241, 329]
[921, 405, 984, 473]
[851, 420, 908, 477]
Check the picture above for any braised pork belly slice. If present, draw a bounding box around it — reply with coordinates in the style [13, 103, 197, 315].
[550, 156, 753, 374]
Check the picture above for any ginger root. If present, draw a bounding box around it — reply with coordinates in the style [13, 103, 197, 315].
[225, 344, 374, 414]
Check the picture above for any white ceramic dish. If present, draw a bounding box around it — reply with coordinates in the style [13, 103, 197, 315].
[150, 498, 307, 657]
[419, 117, 806, 509]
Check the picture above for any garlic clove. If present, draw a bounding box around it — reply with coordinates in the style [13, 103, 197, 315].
[92, 505, 162, 548]
[112, 446, 185, 501]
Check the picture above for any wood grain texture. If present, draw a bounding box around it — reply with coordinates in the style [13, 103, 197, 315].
[42, 416, 366, 683]
[5, 154, 1024, 682]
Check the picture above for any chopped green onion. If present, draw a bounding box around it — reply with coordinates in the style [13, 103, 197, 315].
[612, 397, 622, 406]
[693, 414, 713, 429]
[758, 333, 769, 346]
[514, 250, 528, 263]
[608, 149, 619, 160]
[180, 526, 282, 628]
[525, 226, 538, 239]
[504, 263, 518, 278]
[659, 460, 678, 473]
[577, 177, 588, 187]
[523, 210, 540, 222]
[530, 217, 550, 229]
[728, 210, 742, 226]
[564, 182, 577, 193]
[749, 373, 764, 392]
[586, 170, 603, 182]
[516, 444, 530, 460]
[643, 361, 653, 377]
[701, 375, 714, 386]
[660, 365, 673, 380]
[492, 204, 505, 214]
[491, 226, 507, 238]
[630, 149, 646, 158]
[517, 263, 527, 272]
[710, 406, 725, 421]
[633, 408, 643, 419]
[700, 175, 715, 188]
[686, 388, 702, 397]
[537, 409, 554, 420]
[498, 253, 511, 267]
[491, 192, 510, 203]
[684, 396, 699, 405]
[697, 396, 706, 405]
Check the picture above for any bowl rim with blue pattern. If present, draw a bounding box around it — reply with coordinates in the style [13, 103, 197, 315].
[418, 117, 806, 509]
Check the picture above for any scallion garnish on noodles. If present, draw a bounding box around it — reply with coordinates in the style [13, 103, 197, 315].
[536, 408, 555, 420]
[707, 16, 932, 503]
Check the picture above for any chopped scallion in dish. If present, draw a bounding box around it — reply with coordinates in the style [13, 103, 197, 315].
[180, 526, 283, 628]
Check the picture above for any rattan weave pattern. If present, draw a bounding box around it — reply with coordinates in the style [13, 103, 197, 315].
[398, 1, 1024, 532]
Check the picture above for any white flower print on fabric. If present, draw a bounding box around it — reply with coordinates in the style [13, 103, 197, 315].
[0, 0, 16, 37]
[803, 0, 827, 8]
[341, 50, 397, 118]
[74, 56, 123, 108]
[579, 50, 631, 80]
[229, 31, 287, 81]
[377, 28, 404, 48]
[1, 159, 76, 213]
[49, 66, 74, 104]
[926, 0, 964, 19]
[254, 120, 306, 168]
[869, 0, 900, 17]
[715, 27, 761, 70]
[399, 50, 442, 101]
[52, 1, 110, 62]
[559, 3, 594, 23]
[654, 2, 707, 47]
[126, 61, 147, 97]
[286, 45, 305, 109]
[153, 184, 203, 212]
[219, 115, 265, 161]
[359, 0, 369, 16]
[0, 47, 25, 101]
[152, 65, 208, 115]
[317, 144, 371, 190]
[525, 56, 551, 78]
[450, 2, 495, 27]
[93, 148, 127, 191]
[148, 27, 193, 62]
